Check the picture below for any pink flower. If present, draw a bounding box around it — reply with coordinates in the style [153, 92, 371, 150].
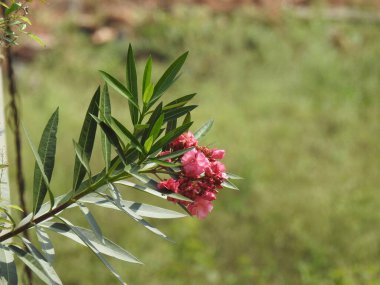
[158, 178, 179, 193]
[206, 161, 227, 180]
[211, 149, 225, 160]
[169, 132, 198, 150]
[187, 197, 213, 219]
[202, 191, 217, 201]
[181, 149, 210, 178]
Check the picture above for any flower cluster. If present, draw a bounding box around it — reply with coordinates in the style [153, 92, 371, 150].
[157, 132, 227, 219]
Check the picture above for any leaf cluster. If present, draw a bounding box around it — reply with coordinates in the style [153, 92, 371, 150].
[0, 45, 240, 284]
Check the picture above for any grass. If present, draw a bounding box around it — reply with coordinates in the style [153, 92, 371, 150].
[6, 5, 380, 285]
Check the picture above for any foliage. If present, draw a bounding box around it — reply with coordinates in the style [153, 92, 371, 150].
[0, 0, 42, 46]
[0, 44, 239, 284]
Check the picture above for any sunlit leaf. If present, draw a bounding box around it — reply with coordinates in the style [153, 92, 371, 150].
[0, 244, 17, 285]
[36, 225, 55, 264]
[78, 203, 104, 243]
[79, 194, 186, 219]
[9, 245, 52, 285]
[21, 238, 62, 285]
[41, 222, 141, 264]
[51, 218, 129, 285]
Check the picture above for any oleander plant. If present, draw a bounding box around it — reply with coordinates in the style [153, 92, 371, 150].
[0, 44, 240, 284]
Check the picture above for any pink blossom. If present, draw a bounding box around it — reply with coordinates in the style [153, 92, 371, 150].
[206, 161, 227, 180]
[211, 149, 225, 160]
[181, 149, 210, 178]
[187, 197, 213, 219]
[202, 191, 217, 201]
[169, 132, 198, 150]
[158, 178, 179, 193]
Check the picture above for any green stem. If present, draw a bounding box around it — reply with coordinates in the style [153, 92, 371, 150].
[0, 171, 131, 243]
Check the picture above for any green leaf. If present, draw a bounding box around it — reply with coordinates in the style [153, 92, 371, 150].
[107, 184, 170, 241]
[126, 44, 139, 124]
[5, 2, 21, 16]
[0, 245, 17, 285]
[150, 122, 193, 154]
[146, 159, 181, 168]
[28, 108, 59, 214]
[80, 194, 186, 219]
[142, 56, 152, 95]
[183, 112, 191, 126]
[9, 245, 53, 285]
[150, 52, 188, 105]
[141, 103, 163, 143]
[51, 218, 128, 285]
[36, 225, 55, 264]
[221, 180, 239, 190]
[152, 147, 194, 161]
[110, 117, 145, 153]
[166, 119, 177, 135]
[151, 114, 164, 140]
[41, 222, 142, 264]
[142, 83, 154, 106]
[144, 136, 154, 153]
[72, 88, 99, 191]
[116, 179, 192, 202]
[100, 84, 112, 171]
[94, 117, 127, 166]
[21, 237, 62, 285]
[194, 120, 214, 140]
[78, 203, 104, 243]
[163, 93, 196, 110]
[73, 141, 91, 177]
[99, 70, 139, 110]
[164, 105, 197, 122]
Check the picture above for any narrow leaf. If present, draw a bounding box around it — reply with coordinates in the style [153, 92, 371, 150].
[80, 194, 186, 219]
[21, 237, 62, 285]
[107, 184, 170, 241]
[100, 84, 112, 171]
[164, 105, 197, 122]
[53, 218, 127, 285]
[78, 203, 104, 243]
[142, 83, 154, 105]
[0, 245, 17, 285]
[41, 222, 141, 264]
[226, 172, 243, 180]
[9, 245, 52, 285]
[194, 120, 213, 140]
[116, 179, 192, 202]
[99, 70, 139, 109]
[163, 93, 196, 110]
[151, 52, 188, 104]
[110, 117, 144, 153]
[27, 108, 59, 214]
[36, 226, 55, 264]
[73, 88, 100, 191]
[142, 56, 152, 95]
[73, 141, 91, 177]
[126, 44, 139, 124]
[221, 180, 239, 190]
[150, 122, 193, 154]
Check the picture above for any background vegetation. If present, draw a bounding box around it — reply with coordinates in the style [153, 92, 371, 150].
[5, 2, 380, 284]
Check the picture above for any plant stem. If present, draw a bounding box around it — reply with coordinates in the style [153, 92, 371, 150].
[0, 171, 131, 243]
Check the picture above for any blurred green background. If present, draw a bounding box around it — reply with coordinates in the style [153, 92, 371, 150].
[5, 1, 380, 284]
